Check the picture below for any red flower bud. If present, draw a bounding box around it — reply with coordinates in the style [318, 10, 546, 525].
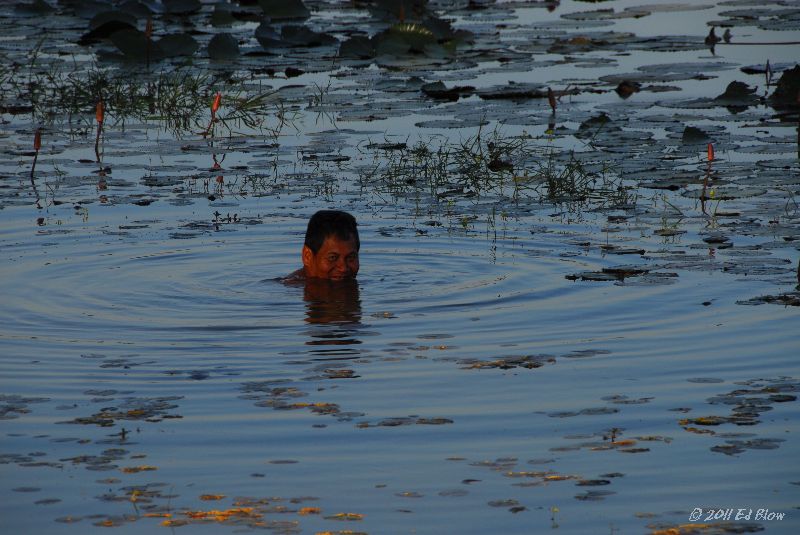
[96, 100, 105, 124]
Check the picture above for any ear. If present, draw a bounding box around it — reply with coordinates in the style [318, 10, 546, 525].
[302, 245, 314, 269]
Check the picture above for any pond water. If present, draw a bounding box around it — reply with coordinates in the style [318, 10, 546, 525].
[1, 1, 799, 534]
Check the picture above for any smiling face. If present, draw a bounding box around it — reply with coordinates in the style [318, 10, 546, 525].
[302, 235, 360, 281]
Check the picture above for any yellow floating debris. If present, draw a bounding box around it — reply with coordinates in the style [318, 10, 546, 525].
[326, 512, 364, 521]
[544, 475, 574, 481]
[650, 522, 722, 535]
[120, 465, 157, 473]
[184, 507, 261, 522]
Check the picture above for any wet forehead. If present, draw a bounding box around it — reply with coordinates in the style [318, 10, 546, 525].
[317, 235, 358, 255]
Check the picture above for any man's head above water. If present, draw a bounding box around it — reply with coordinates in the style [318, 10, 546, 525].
[299, 210, 360, 281]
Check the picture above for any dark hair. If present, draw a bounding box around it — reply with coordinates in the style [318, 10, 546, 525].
[304, 210, 360, 253]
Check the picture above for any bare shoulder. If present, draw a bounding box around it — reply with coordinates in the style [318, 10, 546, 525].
[281, 268, 307, 285]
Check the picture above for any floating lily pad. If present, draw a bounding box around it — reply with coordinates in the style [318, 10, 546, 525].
[421, 81, 476, 101]
[259, 0, 310, 20]
[681, 126, 710, 143]
[254, 22, 285, 49]
[477, 83, 547, 100]
[108, 28, 161, 60]
[89, 10, 138, 31]
[281, 25, 338, 47]
[414, 118, 489, 129]
[738, 292, 800, 306]
[162, 0, 201, 15]
[339, 35, 375, 59]
[210, 3, 238, 27]
[770, 64, 800, 108]
[158, 33, 198, 58]
[208, 33, 239, 60]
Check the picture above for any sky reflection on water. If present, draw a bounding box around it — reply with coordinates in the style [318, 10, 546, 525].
[2, 0, 800, 533]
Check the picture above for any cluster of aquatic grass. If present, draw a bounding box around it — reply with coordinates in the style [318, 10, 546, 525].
[357, 127, 529, 201]
[357, 127, 635, 215]
[527, 148, 635, 211]
[0, 48, 292, 138]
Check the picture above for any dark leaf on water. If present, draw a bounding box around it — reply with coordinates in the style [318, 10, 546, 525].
[117, 0, 153, 18]
[574, 490, 615, 501]
[210, 4, 238, 27]
[575, 479, 611, 486]
[375, 23, 437, 56]
[715, 81, 759, 104]
[416, 417, 453, 425]
[162, 0, 201, 15]
[281, 25, 338, 47]
[681, 125, 710, 144]
[439, 489, 468, 497]
[477, 83, 547, 101]
[13, 486, 41, 492]
[339, 35, 375, 59]
[158, 33, 198, 58]
[35, 498, 61, 505]
[769, 64, 800, 109]
[255, 22, 285, 49]
[421, 81, 475, 101]
[208, 34, 240, 60]
[615, 80, 641, 99]
[259, 0, 310, 20]
[110, 28, 162, 60]
[737, 292, 800, 307]
[89, 11, 138, 31]
[15, 0, 54, 16]
[79, 20, 137, 45]
[488, 499, 519, 507]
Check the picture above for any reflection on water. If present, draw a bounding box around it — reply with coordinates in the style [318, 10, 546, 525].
[302, 278, 362, 326]
[2, 1, 800, 534]
[288, 277, 365, 358]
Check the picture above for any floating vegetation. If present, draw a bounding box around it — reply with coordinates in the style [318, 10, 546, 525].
[356, 416, 453, 428]
[648, 521, 765, 534]
[678, 377, 798, 454]
[566, 266, 679, 284]
[769, 64, 800, 110]
[324, 512, 364, 521]
[738, 291, 800, 307]
[2, 1, 799, 534]
[461, 355, 555, 370]
[64, 396, 183, 427]
[0, 394, 50, 420]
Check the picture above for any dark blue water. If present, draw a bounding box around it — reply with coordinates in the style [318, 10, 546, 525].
[2, 1, 799, 533]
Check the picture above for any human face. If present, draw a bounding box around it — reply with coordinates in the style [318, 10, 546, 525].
[302, 235, 359, 281]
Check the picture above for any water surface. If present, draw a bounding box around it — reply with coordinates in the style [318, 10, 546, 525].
[1, 1, 799, 533]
